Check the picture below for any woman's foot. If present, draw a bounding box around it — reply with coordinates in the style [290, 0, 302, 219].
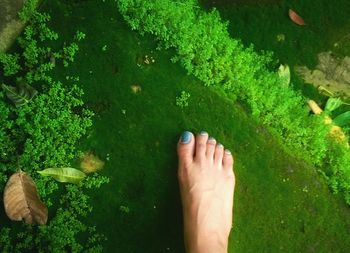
[177, 131, 235, 253]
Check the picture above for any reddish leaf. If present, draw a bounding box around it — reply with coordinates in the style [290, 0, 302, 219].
[288, 9, 305, 26]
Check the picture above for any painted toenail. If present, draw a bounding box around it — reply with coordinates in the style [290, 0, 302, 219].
[200, 131, 208, 135]
[218, 143, 223, 148]
[225, 149, 231, 155]
[180, 131, 192, 144]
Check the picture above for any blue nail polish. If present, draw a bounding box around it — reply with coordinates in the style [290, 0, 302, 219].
[180, 131, 192, 144]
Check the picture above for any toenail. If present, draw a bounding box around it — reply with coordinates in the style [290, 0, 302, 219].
[225, 149, 231, 155]
[208, 137, 216, 143]
[200, 131, 208, 135]
[180, 131, 192, 144]
[218, 143, 223, 148]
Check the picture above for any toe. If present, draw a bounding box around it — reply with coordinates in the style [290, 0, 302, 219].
[177, 131, 195, 168]
[222, 149, 234, 172]
[206, 137, 216, 160]
[214, 143, 224, 166]
[194, 131, 209, 161]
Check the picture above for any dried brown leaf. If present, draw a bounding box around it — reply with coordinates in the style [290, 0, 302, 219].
[80, 151, 105, 174]
[3, 171, 48, 225]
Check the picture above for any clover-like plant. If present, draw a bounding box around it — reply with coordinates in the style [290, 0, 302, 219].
[176, 91, 191, 108]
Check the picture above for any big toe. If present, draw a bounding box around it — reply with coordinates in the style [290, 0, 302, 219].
[177, 131, 195, 167]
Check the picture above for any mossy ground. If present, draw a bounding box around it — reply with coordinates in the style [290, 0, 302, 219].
[200, 0, 350, 103]
[36, 0, 350, 252]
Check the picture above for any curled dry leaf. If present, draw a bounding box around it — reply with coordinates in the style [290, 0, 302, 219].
[278, 64, 291, 86]
[288, 9, 305, 26]
[3, 171, 48, 225]
[308, 100, 323, 115]
[80, 151, 105, 174]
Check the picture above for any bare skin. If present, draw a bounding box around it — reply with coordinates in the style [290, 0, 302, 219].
[177, 131, 235, 253]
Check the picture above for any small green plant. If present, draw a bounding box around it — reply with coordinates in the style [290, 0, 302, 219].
[0, 53, 21, 76]
[62, 41, 80, 67]
[176, 91, 190, 108]
[119, 205, 130, 213]
[18, 0, 40, 21]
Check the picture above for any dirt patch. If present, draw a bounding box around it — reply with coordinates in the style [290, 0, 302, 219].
[0, 0, 25, 52]
[295, 51, 350, 98]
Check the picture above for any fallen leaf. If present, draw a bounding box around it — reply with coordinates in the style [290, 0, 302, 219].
[288, 9, 305, 26]
[307, 100, 323, 115]
[4, 171, 48, 225]
[2, 83, 38, 107]
[333, 111, 350, 127]
[131, 85, 142, 94]
[38, 167, 86, 184]
[80, 151, 105, 173]
[278, 64, 290, 86]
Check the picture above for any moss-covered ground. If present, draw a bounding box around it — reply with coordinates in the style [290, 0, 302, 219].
[200, 0, 350, 102]
[41, 0, 350, 252]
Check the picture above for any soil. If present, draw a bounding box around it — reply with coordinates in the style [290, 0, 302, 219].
[0, 0, 25, 52]
[296, 51, 350, 98]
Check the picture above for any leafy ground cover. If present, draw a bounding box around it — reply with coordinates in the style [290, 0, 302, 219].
[0, 2, 108, 252]
[37, 0, 350, 252]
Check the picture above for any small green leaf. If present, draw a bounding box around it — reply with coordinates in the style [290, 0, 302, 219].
[38, 167, 86, 184]
[333, 111, 350, 127]
[2, 83, 38, 107]
[325, 98, 343, 112]
[278, 64, 290, 86]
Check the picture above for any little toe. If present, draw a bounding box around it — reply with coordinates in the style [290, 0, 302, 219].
[194, 131, 209, 161]
[177, 131, 195, 168]
[222, 149, 234, 172]
[206, 137, 216, 160]
[214, 143, 224, 166]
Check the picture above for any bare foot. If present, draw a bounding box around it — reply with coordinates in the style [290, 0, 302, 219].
[177, 131, 235, 253]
